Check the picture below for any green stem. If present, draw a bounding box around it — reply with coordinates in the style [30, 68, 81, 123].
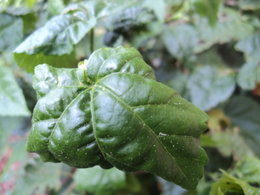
[90, 28, 94, 53]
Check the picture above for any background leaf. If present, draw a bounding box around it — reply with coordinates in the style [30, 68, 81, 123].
[0, 117, 24, 156]
[192, 0, 222, 26]
[237, 62, 260, 90]
[201, 129, 254, 160]
[14, 12, 96, 72]
[12, 160, 62, 195]
[232, 157, 260, 185]
[143, 0, 166, 22]
[187, 66, 235, 111]
[0, 14, 23, 52]
[162, 24, 197, 62]
[224, 96, 260, 157]
[238, 0, 260, 10]
[194, 8, 254, 53]
[0, 64, 30, 116]
[235, 34, 260, 61]
[210, 171, 260, 195]
[75, 166, 126, 195]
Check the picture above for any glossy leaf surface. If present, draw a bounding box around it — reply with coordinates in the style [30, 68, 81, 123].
[27, 47, 208, 189]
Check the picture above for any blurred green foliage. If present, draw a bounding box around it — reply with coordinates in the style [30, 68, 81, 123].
[0, 0, 259, 194]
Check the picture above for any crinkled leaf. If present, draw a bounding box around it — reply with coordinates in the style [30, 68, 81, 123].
[75, 166, 126, 194]
[0, 64, 30, 116]
[27, 47, 208, 190]
[210, 171, 260, 195]
[187, 66, 236, 111]
[0, 14, 23, 52]
[224, 96, 260, 157]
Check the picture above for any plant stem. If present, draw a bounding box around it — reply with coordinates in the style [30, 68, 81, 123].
[90, 28, 94, 53]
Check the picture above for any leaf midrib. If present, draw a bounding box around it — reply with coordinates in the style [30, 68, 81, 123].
[92, 82, 189, 184]
[41, 70, 189, 185]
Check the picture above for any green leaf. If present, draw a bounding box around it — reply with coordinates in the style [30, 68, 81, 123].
[104, 6, 156, 47]
[224, 96, 260, 157]
[237, 62, 260, 90]
[210, 171, 260, 195]
[162, 24, 197, 62]
[105, 7, 155, 32]
[235, 34, 260, 62]
[143, 0, 166, 22]
[75, 166, 126, 194]
[12, 160, 62, 195]
[47, 0, 65, 16]
[194, 8, 254, 53]
[0, 64, 30, 116]
[14, 52, 77, 73]
[166, 70, 189, 98]
[0, 14, 23, 52]
[13, 0, 142, 72]
[20, 11, 38, 35]
[233, 157, 260, 185]
[27, 47, 208, 190]
[0, 0, 36, 8]
[238, 0, 260, 10]
[235, 34, 260, 90]
[192, 0, 222, 26]
[187, 66, 236, 111]
[14, 9, 96, 72]
[78, 0, 140, 19]
[201, 130, 254, 160]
